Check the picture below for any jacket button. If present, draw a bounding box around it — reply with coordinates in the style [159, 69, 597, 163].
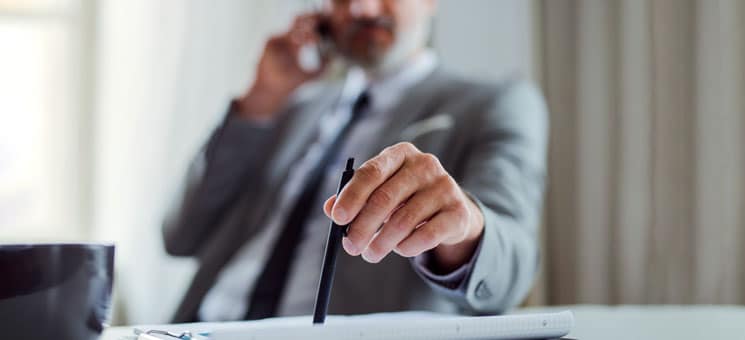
[474, 280, 492, 300]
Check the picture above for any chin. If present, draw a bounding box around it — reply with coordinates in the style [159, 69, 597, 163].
[345, 48, 388, 69]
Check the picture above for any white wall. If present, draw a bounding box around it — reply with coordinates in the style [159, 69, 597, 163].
[433, 0, 539, 82]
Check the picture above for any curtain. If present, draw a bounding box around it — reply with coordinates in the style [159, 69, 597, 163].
[540, 0, 745, 305]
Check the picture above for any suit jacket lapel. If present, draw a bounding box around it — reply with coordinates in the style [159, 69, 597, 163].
[265, 84, 343, 188]
[268, 68, 449, 184]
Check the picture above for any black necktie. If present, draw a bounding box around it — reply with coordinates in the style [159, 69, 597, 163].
[245, 90, 370, 320]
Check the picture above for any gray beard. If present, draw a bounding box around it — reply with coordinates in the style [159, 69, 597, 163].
[355, 18, 432, 77]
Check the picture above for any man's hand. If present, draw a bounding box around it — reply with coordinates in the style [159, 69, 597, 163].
[235, 13, 330, 121]
[323, 142, 485, 272]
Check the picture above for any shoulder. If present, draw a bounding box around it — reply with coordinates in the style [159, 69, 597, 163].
[436, 70, 544, 110]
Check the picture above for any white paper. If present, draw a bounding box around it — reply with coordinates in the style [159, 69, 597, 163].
[210, 311, 574, 340]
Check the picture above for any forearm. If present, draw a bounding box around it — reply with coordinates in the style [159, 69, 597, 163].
[162, 103, 279, 256]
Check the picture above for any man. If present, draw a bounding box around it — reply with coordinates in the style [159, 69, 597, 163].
[163, 0, 547, 323]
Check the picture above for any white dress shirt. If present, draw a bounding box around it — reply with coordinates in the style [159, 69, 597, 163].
[199, 51, 439, 321]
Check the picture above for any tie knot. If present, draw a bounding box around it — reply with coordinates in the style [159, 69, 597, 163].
[351, 90, 371, 118]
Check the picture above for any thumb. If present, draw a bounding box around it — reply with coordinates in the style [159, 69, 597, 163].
[323, 195, 337, 218]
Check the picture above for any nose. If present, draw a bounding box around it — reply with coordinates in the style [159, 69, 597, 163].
[348, 0, 382, 18]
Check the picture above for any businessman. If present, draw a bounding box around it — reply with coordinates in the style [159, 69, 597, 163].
[163, 0, 548, 322]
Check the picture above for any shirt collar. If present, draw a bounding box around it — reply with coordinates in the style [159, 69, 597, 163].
[343, 50, 439, 115]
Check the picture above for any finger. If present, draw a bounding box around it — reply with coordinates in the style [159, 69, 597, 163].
[292, 12, 322, 30]
[361, 182, 451, 263]
[342, 202, 402, 257]
[267, 34, 301, 69]
[331, 142, 420, 225]
[289, 14, 322, 45]
[395, 209, 467, 258]
[264, 34, 286, 53]
[323, 195, 336, 219]
[290, 28, 319, 46]
[383, 202, 405, 224]
[344, 164, 424, 256]
[345, 151, 448, 254]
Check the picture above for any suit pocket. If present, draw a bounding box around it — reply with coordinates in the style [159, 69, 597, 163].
[404, 128, 453, 156]
[400, 113, 454, 140]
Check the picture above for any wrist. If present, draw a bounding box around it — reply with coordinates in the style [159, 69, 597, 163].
[235, 84, 292, 122]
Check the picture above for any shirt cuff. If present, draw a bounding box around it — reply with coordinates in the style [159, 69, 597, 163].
[411, 239, 483, 291]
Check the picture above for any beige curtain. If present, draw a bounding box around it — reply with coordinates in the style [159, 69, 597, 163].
[538, 0, 745, 305]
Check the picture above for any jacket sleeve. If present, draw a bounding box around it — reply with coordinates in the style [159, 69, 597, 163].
[162, 102, 280, 257]
[412, 80, 549, 314]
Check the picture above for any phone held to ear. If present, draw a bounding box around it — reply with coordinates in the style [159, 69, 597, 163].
[316, 16, 334, 54]
[298, 15, 334, 73]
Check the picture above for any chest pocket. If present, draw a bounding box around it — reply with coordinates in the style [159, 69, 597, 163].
[400, 113, 455, 156]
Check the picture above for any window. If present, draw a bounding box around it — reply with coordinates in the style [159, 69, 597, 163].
[0, 0, 93, 241]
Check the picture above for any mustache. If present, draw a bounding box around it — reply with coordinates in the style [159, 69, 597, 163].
[348, 17, 395, 34]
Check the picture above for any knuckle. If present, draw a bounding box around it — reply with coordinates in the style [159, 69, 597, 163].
[416, 153, 444, 175]
[381, 144, 398, 154]
[358, 161, 385, 182]
[394, 141, 417, 153]
[339, 188, 362, 207]
[386, 216, 412, 235]
[394, 208, 420, 230]
[368, 188, 395, 211]
[430, 176, 456, 200]
[452, 203, 470, 222]
[439, 175, 459, 194]
[421, 152, 440, 166]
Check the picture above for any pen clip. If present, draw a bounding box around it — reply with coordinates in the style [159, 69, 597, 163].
[134, 328, 195, 340]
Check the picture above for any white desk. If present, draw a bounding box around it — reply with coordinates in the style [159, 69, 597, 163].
[525, 305, 745, 340]
[102, 305, 745, 340]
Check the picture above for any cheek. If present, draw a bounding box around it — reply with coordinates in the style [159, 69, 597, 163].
[389, 0, 422, 31]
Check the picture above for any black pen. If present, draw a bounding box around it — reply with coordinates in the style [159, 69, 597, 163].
[312, 157, 355, 325]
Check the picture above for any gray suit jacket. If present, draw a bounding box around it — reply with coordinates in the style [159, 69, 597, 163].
[163, 68, 548, 323]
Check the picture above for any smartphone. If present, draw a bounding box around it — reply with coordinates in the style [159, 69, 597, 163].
[316, 15, 335, 58]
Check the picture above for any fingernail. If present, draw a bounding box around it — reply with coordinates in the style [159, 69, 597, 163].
[362, 249, 381, 263]
[342, 238, 358, 255]
[332, 207, 347, 223]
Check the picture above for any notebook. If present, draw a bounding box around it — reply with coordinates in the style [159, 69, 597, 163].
[207, 311, 574, 340]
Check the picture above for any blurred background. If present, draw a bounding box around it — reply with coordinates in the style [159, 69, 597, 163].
[1, 0, 743, 325]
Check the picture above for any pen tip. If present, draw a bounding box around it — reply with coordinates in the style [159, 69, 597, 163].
[345, 158, 354, 170]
